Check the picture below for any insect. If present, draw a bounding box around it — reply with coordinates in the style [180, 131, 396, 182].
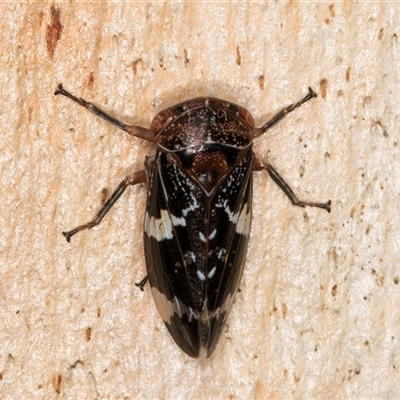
[55, 84, 331, 358]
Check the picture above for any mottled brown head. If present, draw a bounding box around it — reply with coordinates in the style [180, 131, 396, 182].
[151, 97, 255, 194]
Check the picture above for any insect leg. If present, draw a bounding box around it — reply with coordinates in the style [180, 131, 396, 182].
[254, 87, 317, 136]
[63, 169, 147, 242]
[254, 159, 331, 212]
[135, 275, 149, 291]
[54, 84, 156, 143]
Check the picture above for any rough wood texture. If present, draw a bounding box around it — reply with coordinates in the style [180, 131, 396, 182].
[1, 2, 399, 399]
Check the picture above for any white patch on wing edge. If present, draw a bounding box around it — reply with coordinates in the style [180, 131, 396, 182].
[223, 202, 251, 235]
[236, 203, 251, 235]
[145, 210, 186, 241]
[150, 287, 199, 324]
[150, 286, 174, 323]
[145, 210, 172, 240]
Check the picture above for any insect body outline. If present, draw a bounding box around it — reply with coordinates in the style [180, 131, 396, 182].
[55, 84, 330, 358]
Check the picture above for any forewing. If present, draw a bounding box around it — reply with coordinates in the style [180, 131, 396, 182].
[205, 151, 253, 355]
[144, 151, 207, 357]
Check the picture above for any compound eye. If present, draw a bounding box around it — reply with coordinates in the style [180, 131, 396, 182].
[151, 110, 174, 137]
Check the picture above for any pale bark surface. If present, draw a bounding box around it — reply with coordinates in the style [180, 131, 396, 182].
[1, 3, 399, 399]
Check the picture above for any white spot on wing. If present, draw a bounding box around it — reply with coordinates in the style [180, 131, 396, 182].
[208, 266, 216, 279]
[182, 193, 200, 216]
[188, 307, 198, 322]
[172, 215, 186, 227]
[174, 295, 182, 317]
[209, 228, 217, 240]
[184, 251, 196, 265]
[217, 248, 226, 260]
[197, 270, 206, 281]
[224, 204, 239, 224]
